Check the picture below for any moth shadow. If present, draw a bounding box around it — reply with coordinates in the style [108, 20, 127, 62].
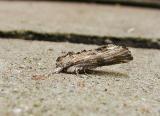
[84, 69, 129, 78]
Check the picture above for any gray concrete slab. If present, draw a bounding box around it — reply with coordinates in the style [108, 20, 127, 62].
[0, 1, 160, 41]
[0, 38, 159, 116]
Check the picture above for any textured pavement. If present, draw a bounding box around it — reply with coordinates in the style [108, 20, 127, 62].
[0, 39, 160, 116]
[0, 1, 160, 41]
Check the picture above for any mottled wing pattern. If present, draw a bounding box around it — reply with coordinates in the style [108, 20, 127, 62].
[54, 44, 133, 73]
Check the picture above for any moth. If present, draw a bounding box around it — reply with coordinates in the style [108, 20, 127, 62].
[54, 44, 133, 74]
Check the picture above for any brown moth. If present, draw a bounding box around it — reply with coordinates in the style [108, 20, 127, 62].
[54, 44, 133, 74]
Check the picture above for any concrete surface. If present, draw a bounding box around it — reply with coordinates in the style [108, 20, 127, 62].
[0, 1, 160, 41]
[0, 38, 160, 116]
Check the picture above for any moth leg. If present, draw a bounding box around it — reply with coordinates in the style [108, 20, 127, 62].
[84, 68, 87, 74]
[75, 67, 85, 78]
[83, 68, 92, 78]
[75, 67, 79, 75]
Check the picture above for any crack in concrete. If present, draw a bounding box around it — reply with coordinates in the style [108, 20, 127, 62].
[45, 0, 160, 9]
[0, 30, 159, 49]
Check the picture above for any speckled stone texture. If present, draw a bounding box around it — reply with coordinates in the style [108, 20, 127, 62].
[0, 38, 159, 116]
